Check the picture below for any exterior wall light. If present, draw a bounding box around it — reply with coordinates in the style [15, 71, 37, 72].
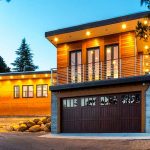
[10, 76, 13, 79]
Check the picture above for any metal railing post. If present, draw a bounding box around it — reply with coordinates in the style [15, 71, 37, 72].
[100, 62, 102, 80]
[50, 68, 53, 86]
[119, 59, 122, 78]
[134, 56, 137, 76]
[67, 67, 68, 84]
[140, 54, 143, 75]
[83, 64, 85, 82]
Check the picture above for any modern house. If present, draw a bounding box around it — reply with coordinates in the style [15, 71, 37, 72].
[0, 71, 54, 116]
[46, 11, 150, 133]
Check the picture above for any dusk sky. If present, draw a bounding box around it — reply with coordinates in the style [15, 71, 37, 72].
[0, 0, 148, 71]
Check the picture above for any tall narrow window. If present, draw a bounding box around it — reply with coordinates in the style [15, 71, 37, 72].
[36, 84, 48, 98]
[87, 47, 100, 81]
[70, 50, 82, 83]
[22, 85, 34, 98]
[14, 86, 20, 98]
[105, 45, 119, 79]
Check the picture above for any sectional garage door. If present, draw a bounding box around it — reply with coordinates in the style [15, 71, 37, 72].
[61, 92, 141, 133]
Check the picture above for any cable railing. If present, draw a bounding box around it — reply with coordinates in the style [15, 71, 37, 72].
[51, 54, 150, 86]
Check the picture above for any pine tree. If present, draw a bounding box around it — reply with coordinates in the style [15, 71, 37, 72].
[0, 56, 10, 73]
[11, 38, 38, 72]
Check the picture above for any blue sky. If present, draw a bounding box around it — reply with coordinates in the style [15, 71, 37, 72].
[0, 0, 148, 71]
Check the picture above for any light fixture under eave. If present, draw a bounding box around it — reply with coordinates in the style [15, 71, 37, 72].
[122, 23, 127, 29]
[54, 37, 58, 42]
[45, 74, 48, 77]
[21, 75, 24, 78]
[33, 75, 36, 78]
[10, 76, 13, 79]
[86, 31, 91, 36]
[0, 77, 2, 80]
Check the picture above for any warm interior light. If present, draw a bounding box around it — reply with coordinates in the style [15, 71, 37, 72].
[107, 49, 111, 53]
[86, 31, 91, 36]
[0, 77, 2, 80]
[113, 61, 116, 64]
[122, 24, 127, 29]
[10, 76, 13, 79]
[144, 20, 148, 25]
[145, 45, 149, 50]
[21, 75, 24, 78]
[54, 37, 58, 42]
[33, 75, 36, 78]
[91, 51, 93, 54]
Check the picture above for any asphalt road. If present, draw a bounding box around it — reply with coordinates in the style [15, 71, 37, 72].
[1, 133, 150, 150]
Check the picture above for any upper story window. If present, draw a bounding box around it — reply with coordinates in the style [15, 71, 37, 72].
[14, 85, 20, 98]
[36, 84, 48, 98]
[87, 47, 100, 81]
[22, 85, 34, 98]
[105, 44, 119, 79]
[70, 50, 82, 83]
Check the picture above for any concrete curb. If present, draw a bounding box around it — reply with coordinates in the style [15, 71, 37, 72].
[40, 133, 150, 140]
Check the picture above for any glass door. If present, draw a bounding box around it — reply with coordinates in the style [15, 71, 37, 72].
[87, 47, 100, 81]
[70, 50, 82, 83]
[105, 45, 119, 79]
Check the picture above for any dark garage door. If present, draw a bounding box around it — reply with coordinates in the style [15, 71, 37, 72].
[61, 92, 141, 133]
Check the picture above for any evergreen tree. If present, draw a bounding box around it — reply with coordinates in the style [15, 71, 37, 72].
[0, 56, 10, 73]
[11, 38, 38, 72]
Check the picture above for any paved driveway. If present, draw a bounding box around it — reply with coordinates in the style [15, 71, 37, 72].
[1, 133, 150, 150]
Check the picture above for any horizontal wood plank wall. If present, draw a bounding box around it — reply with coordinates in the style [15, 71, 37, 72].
[120, 32, 136, 77]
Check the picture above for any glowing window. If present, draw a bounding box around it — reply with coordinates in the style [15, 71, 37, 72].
[14, 85, 20, 98]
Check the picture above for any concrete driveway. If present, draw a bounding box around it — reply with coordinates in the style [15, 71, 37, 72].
[1, 132, 150, 150]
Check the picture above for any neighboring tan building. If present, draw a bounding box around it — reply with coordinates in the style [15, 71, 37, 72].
[0, 71, 54, 116]
[45, 11, 150, 133]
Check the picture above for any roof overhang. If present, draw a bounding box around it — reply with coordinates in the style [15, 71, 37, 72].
[45, 11, 150, 47]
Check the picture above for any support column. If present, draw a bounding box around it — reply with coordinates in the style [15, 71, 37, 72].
[146, 86, 150, 133]
[51, 92, 59, 134]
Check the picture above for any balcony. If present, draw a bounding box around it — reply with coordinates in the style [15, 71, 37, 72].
[50, 54, 150, 86]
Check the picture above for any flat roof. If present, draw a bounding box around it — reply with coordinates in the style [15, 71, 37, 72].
[0, 70, 51, 76]
[45, 11, 150, 37]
